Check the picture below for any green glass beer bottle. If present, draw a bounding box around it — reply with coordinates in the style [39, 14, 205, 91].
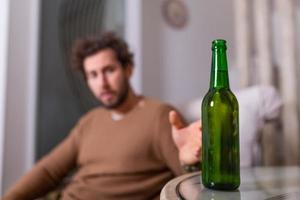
[201, 39, 240, 190]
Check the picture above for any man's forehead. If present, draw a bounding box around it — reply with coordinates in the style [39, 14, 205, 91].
[84, 49, 120, 69]
[91, 48, 117, 61]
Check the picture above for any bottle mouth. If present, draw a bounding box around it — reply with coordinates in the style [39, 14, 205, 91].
[212, 39, 227, 50]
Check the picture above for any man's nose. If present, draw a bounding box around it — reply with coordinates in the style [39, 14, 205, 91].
[98, 74, 109, 88]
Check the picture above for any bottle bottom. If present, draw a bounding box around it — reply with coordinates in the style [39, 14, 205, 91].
[203, 181, 240, 191]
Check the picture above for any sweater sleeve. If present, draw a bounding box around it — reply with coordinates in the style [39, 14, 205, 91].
[2, 117, 86, 200]
[154, 105, 185, 176]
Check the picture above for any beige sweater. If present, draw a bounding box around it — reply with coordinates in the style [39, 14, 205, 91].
[4, 98, 184, 200]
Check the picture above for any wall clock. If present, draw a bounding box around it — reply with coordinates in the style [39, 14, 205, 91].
[162, 0, 189, 29]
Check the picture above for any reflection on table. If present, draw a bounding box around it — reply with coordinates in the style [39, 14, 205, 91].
[161, 167, 300, 200]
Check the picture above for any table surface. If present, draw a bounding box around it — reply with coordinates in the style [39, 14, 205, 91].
[160, 167, 300, 200]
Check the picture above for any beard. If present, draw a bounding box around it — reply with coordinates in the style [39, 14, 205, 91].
[100, 78, 130, 109]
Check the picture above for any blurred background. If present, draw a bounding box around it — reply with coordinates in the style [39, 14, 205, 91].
[0, 0, 299, 195]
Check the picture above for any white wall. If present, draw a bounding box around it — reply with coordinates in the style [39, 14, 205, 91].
[125, 0, 143, 94]
[0, 0, 10, 195]
[139, 0, 236, 106]
[161, 0, 236, 105]
[1, 0, 40, 194]
[141, 0, 164, 98]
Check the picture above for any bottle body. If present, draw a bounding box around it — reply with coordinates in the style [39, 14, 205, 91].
[201, 39, 240, 190]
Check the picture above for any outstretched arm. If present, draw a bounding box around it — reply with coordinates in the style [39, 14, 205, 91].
[169, 110, 202, 165]
[2, 121, 83, 200]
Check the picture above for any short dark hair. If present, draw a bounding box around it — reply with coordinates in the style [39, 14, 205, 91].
[71, 32, 134, 76]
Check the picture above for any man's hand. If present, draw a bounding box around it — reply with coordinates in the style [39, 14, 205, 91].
[169, 110, 202, 165]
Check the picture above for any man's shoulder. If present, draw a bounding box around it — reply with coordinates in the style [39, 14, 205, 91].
[143, 97, 175, 112]
[78, 106, 107, 123]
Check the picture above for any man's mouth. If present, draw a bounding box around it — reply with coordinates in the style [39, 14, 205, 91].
[100, 91, 115, 101]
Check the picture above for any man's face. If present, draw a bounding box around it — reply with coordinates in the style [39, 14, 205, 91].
[83, 49, 132, 109]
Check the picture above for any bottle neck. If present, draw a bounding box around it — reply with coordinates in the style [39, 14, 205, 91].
[210, 47, 230, 89]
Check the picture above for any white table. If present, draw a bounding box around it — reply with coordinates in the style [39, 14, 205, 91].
[161, 167, 300, 200]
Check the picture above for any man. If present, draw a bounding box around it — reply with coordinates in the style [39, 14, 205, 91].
[3, 32, 201, 200]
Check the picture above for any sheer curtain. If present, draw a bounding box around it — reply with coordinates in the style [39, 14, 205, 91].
[234, 0, 300, 165]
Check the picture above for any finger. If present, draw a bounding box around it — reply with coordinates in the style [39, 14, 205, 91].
[191, 124, 202, 137]
[194, 145, 202, 156]
[194, 120, 202, 130]
[169, 110, 184, 129]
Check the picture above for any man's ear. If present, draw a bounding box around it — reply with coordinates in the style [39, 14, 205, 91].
[125, 65, 133, 78]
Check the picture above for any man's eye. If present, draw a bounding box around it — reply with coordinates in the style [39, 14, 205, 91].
[88, 72, 97, 79]
[106, 67, 115, 73]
